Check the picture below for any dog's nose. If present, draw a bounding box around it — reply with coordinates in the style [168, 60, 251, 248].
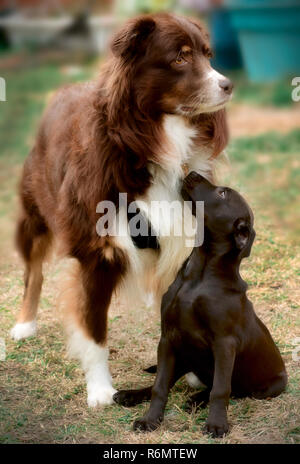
[219, 78, 233, 95]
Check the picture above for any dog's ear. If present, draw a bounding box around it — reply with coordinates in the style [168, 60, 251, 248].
[234, 219, 255, 257]
[111, 16, 156, 59]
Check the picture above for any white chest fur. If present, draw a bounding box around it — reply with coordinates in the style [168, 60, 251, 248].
[135, 115, 212, 293]
[162, 114, 197, 175]
[161, 114, 214, 179]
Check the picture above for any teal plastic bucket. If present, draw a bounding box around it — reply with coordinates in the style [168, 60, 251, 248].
[225, 1, 300, 82]
[210, 8, 243, 71]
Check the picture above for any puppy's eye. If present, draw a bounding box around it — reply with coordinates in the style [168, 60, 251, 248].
[218, 189, 226, 199]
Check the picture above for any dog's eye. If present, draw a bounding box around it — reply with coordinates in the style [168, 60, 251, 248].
[175, 53, 187, 66]
[202, 44, 213, 59]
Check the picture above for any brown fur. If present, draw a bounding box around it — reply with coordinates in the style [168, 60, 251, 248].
[14, 13, 229, 346]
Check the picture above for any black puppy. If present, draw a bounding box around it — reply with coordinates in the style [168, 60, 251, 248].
[114, 172, 287, 437]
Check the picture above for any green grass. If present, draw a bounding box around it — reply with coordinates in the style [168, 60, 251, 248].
[226, 130, 300, 241]
[228, 72, 295, 107]
[0, 64, 93, 164]
[230, 130, 300, 160]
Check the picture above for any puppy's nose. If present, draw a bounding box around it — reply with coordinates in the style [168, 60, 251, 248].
[219, 78, 233, 95]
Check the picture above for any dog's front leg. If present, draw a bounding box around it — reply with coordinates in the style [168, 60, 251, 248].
[65, 256, 124, 407]
[205, 336, 236, 438]
[133, 337, 178, 432]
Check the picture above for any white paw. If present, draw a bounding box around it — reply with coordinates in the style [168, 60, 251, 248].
[10, 321, 37, 341]
[185, 372, 205, 389]
[87, 386, 117, 407]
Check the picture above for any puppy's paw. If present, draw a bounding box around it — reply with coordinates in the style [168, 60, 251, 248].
[133, 417, 161, 432]
[204, 419, 229, 438]
[113, 390, 143, 407]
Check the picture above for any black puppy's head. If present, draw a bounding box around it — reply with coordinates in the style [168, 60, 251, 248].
[182, 171, 255, 258]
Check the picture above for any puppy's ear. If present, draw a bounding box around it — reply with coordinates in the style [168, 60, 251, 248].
[111, 16, 156, 59]
[234, 219, 255, 257]
[234, 219, 249, 250]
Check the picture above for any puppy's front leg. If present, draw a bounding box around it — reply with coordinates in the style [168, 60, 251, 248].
[134, 337, 177, 432]
[205, 336, 236, 438]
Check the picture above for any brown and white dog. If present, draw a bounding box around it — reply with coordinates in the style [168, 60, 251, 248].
[10, 13, 233, 407]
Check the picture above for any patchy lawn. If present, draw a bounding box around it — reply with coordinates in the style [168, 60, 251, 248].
[0, 61, 299, 444]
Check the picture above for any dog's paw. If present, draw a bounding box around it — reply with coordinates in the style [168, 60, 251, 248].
[113, 390, 143, 407]
[133, 417, 161, 433]
[204, 419, 229, 438]
[87, 386, 117, 407]
[10, 321, 37, 341]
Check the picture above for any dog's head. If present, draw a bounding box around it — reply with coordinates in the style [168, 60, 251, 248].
[111, 13, 233, 117]
[182, 171, 255, 258]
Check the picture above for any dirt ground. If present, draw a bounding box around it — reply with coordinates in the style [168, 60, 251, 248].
[228, 104, 300, 137]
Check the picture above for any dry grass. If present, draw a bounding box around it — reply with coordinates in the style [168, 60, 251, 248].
[0, 227, 299, 444]
[0, 62, 299, 444]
